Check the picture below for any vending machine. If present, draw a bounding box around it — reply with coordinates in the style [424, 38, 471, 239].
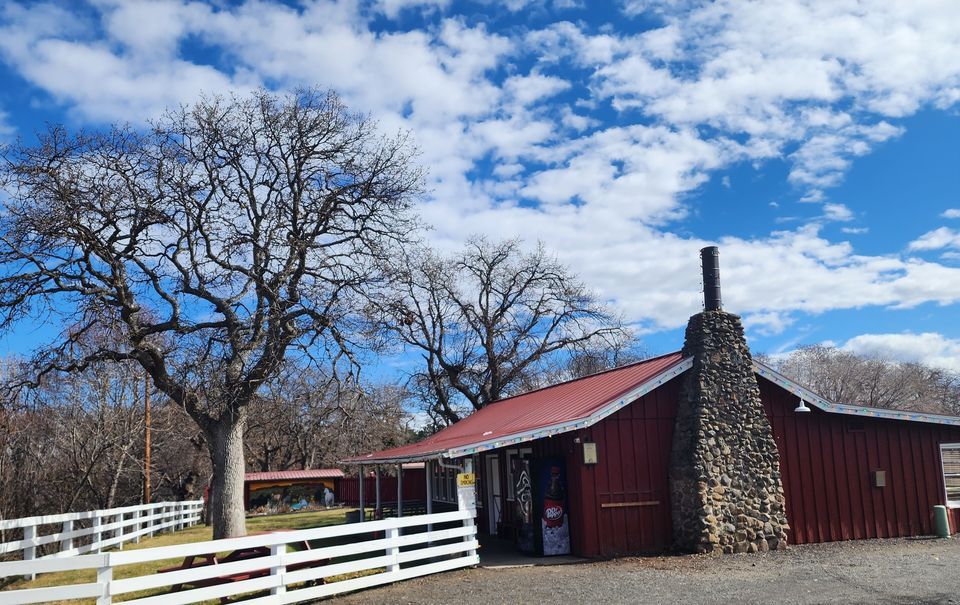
[534, 457, 571, 556]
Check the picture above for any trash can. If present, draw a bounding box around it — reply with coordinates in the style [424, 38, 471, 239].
[933, 505, 951, 538]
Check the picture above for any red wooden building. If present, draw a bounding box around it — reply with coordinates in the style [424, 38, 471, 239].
[351, 352, 960, 558]
[350, 249, 960, 558]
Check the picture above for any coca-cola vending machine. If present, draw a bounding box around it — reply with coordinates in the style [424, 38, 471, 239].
[535, 457, 571, 556]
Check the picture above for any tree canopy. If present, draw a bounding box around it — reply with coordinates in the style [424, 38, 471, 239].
[0, 88, 423, 537]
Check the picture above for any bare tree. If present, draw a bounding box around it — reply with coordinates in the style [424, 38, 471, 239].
[0, 89, 422, 537]
[371, 238, 631, 425]
[245, 364, 412, 472]
[762, 345, 960, 416]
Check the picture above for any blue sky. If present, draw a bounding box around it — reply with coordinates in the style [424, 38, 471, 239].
[1, 0, 960, 373]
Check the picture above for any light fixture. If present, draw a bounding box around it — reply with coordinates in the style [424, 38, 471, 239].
[794, 398, 811, 413]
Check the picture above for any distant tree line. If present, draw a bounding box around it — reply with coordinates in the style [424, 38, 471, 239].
[760, 345, 960, 416]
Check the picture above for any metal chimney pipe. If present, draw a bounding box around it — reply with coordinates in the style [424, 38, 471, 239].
[700, 246, 722, 311]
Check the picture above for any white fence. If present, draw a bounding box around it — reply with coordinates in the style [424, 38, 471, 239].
[0, 508, 478, 604]
[0, 500, 204, 575]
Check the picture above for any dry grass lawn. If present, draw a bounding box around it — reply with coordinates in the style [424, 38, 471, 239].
[2, 508, 359, 604]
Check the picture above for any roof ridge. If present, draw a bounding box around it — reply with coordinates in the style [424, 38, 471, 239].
[483, 350, 684, 408]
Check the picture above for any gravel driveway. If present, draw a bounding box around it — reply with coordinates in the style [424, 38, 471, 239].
[332, 536, 960, 604]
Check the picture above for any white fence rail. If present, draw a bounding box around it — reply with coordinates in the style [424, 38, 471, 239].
[0, 500, 204, 576]
[0, 508, 478, 604]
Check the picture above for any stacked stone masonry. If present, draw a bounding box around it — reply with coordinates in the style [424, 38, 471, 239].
[669, 310, 790, 554]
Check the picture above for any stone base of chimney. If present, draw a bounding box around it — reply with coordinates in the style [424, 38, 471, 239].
[669, 310, 790, 554]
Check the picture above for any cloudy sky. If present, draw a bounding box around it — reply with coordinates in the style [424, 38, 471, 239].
[1, 0, 959, 371]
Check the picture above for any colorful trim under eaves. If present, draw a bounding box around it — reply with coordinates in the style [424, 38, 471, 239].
[753, 361, 960, 428]
[443, 356, 694, 458]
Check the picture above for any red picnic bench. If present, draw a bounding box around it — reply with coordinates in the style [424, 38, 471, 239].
[157, 531, 328, 602]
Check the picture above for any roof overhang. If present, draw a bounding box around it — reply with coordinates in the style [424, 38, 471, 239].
[344, 356, 693, 465]
[753, 360, 960, 428]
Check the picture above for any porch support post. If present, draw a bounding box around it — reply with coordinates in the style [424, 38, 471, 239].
[397, 463, 403, 517]
[375, 466, 381, 517]
[425, 460, 434, 539]
[358, 464, 365, 522]
[425, 460, 433, 515]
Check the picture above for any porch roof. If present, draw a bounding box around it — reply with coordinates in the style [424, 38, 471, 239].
[345, 351, 691, 464]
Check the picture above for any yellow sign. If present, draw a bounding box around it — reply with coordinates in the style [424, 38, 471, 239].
[457, 472, 475, 487]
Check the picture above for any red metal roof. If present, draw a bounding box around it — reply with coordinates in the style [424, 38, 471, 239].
[347, 352, 688, 463]
[245, 469, 344, 482]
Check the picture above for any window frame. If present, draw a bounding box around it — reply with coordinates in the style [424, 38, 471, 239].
[940, 443, 960, 508]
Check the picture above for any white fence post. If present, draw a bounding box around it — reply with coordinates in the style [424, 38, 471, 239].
[147, 505, 155, 537]
[386, 526, 401, 577]
[115, 514, 124, 550]
[61, 519, 74, 554]
[269, 543, 287, 596]
[92, 514, 102, 553]
[22, 524, 36, 580]
[133, 509, 141, 544]
[458, 458, 477, 560]
[96, 560, 112, 605]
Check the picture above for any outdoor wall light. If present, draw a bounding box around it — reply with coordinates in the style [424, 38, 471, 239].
[794, 398, 812, 413]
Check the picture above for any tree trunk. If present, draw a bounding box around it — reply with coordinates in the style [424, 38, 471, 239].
[207, 414, 248, 539]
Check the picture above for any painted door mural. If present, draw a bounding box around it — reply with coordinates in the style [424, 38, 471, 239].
[514, 457, 535, 553]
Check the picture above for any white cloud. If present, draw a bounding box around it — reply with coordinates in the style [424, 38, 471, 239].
[2, 0, 960, 340]
[908, 227, 960, 251]
[376, 0, 451, 19]
[943, 208, 960, 219]
[842, 332, 960, 372]
[821, 203, 853, 222]
[743, 311, 796, 336]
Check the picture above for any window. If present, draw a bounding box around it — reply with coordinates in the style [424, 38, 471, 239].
[431, 464, 457, 504]
[942, 443, 960, 508]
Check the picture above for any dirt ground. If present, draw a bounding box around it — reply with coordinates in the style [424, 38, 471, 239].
[332, 535, 960, 604]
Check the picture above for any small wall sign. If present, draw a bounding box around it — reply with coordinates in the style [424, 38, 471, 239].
[457, 472, 476, 487]
[583, 442, 598, 465]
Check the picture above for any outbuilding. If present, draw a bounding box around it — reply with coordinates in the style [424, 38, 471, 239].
[243, 469, 344, 512]
[350, 248, 960, 558]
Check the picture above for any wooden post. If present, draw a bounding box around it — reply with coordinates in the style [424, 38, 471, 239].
[133, 509, 141, 544]
[145, 505, 154, 538]
[96, 562, 112, 605]
[92, 514, 103, 553]
[143, 374, 151, 506]
[386, 526, 400, 576]
[375, 466, 381, 517]
[22, 524, 36, 580]
[459, 458, 477, 559]
[270, 543, 287, 596]
[397, 464, 403, 518]
[425, 460, 434, 541]
[358, 465, 365, 522]
[61, 519, 74, 554]
[116, 514, 124, 550]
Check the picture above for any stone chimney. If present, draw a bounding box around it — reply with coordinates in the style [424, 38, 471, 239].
[669, 247, 790, 553]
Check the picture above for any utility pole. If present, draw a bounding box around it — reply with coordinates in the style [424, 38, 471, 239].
[144, 374, 151, 504]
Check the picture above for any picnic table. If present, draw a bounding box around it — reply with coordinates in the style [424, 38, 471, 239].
[157, 530, 327, 602]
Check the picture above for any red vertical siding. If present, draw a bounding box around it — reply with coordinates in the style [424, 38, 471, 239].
[760, 378, 960, 544]
[339, 469, 426, 506]
[573, 377, 681, 557]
